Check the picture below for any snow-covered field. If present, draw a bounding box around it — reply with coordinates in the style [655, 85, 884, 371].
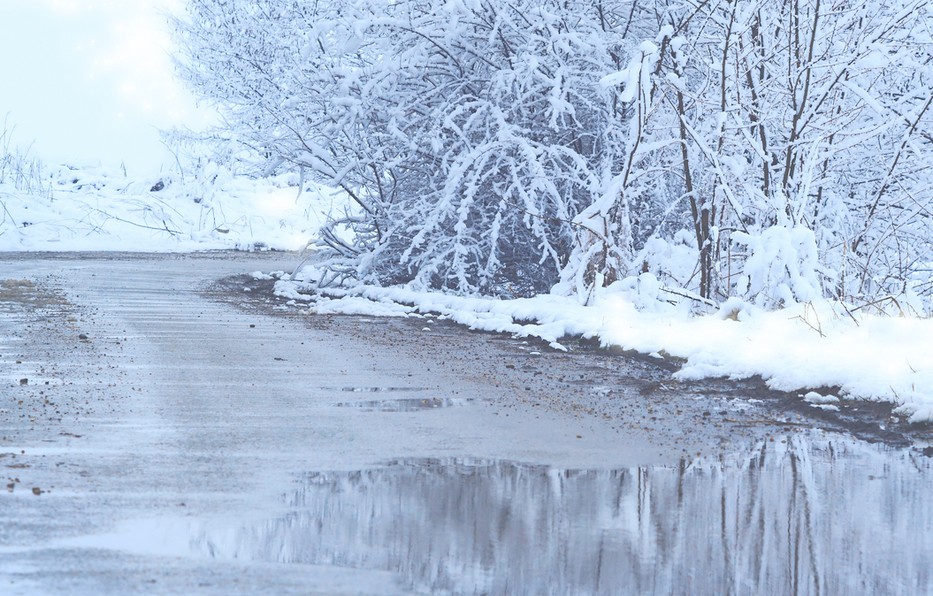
[0, 165, 339, 252]
[2, 166, 932, 423]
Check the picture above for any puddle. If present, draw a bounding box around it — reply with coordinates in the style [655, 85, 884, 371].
[324, 387, 474, 412]
[328, 386, 430, 393]
[333, 397, 474, 412]
[69, 431, 933, 594]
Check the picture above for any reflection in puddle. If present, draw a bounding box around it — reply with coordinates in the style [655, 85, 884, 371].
[97, 433, 933, 594]
[324, 386, 430, 393]
[334, 397, 473, 412]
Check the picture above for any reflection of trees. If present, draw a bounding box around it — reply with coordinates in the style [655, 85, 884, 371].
[194, 435, 933, 594]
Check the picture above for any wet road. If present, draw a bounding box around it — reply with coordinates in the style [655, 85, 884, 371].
[1, 254, 931, 594]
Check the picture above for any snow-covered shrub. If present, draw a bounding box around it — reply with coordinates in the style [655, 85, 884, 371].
[174, 0, 650, 296]
[731, 226, 823, 309]
[636, 231, 699, 291]
[365, 0, 617, 294]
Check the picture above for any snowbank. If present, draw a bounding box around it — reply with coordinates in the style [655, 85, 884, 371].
[275, 272, 933, 423]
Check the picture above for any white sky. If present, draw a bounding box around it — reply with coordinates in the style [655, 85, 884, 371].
[0, 0, 213, 173]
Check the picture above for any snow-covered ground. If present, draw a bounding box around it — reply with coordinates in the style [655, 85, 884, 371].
[2, 166, 932, 423]
[0, 164, 339, 252]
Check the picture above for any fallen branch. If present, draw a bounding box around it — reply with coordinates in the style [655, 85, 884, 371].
[87, 208, 182, 235]
[660, 286, 718, 307]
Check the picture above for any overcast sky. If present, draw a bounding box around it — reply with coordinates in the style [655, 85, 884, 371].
[0, 0, 213, 173]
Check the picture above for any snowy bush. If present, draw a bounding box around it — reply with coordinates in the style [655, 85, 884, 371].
[636, 231, 699, 292]
[174, 0, 648, 296]
[731, 226, 823, 309]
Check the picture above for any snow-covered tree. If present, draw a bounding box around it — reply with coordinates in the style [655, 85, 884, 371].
[609, 0, 933, 307]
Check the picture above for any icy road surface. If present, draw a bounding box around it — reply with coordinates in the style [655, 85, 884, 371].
[0, 253, 931, 594]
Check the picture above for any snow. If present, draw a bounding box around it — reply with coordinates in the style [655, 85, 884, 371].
[275, 271, 933, 423]
[804, 392, 840, 405]
[0, 165, 341, 252]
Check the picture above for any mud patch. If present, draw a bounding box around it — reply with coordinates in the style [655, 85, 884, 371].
[0, 279, 69, 311]
[0, 273, 110, 451]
